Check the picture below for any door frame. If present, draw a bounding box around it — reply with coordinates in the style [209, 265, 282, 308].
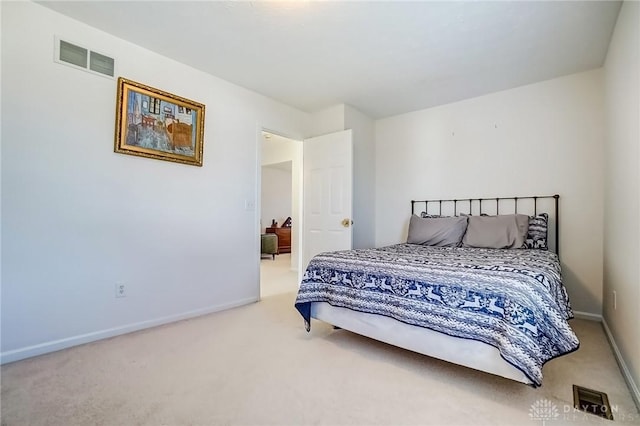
[255, 124, 304, 298]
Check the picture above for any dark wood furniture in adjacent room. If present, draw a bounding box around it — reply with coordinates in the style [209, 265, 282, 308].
[266, 226, 291, 254]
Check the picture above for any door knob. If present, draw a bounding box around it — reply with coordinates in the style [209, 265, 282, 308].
[341, 218, 353, 228]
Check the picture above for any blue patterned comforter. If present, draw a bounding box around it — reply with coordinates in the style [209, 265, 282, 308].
[294, 244, 579, 386]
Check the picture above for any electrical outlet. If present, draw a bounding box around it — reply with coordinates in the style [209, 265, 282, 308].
[115, 282, 126, 298]
[613, 290, 617, 310]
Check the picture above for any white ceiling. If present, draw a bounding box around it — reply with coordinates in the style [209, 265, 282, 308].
[41, 1, 621, 119]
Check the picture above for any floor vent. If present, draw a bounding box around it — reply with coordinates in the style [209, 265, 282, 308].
[573, 384, 614, 420]
[55, 37, 115, 79]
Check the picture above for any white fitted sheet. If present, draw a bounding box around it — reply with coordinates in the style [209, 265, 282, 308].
[311, 301, 531, 384]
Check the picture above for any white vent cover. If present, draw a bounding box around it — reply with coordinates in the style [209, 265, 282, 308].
[55, 37, 115, 78]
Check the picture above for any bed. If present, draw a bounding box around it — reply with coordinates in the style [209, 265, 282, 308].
[294, 195, 579, 387]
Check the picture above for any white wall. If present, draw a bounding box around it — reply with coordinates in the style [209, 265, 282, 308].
[261, 135, 302, 271]
[375, 69, 605, 315]
[0, 2, 3, 333]
[308, 105, 345, 138]
[345, 105, 376, 249]
[0, 2, 309, 362]
[261, 165, 292, 233]
[603, 1, 640, 404]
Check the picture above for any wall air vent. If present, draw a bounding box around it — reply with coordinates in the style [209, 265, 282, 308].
[55, 37, 115, 79]
[89, 51, 115, 77]
[59, 40, 88, 68]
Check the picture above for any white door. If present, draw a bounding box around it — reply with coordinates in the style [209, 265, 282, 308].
[302, 129, 353, 271]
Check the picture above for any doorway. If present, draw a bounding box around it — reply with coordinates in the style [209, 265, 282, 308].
[259, 131, 302, 298]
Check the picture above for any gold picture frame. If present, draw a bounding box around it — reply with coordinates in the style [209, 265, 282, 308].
[114, 77, 205, 166]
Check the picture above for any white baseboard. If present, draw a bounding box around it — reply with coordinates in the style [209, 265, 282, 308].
[602, 318, 640, 410]
[573, 310, 603, 321]
[0, 296, 259, 365]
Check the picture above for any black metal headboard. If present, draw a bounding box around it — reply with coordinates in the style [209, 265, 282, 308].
[411, 195, 560, 255]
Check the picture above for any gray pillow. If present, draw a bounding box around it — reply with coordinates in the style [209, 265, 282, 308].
[462, 214, 529, 249]
[407, 215, 468, 247]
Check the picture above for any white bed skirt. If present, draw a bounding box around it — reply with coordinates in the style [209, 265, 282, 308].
[311, 302, 531, 385]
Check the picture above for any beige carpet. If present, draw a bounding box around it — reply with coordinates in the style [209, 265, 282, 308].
[260, 253, 298, 298]
[1, 291, 639, 426]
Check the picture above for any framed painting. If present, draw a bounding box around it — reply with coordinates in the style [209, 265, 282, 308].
[114, 77, 205, 166]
